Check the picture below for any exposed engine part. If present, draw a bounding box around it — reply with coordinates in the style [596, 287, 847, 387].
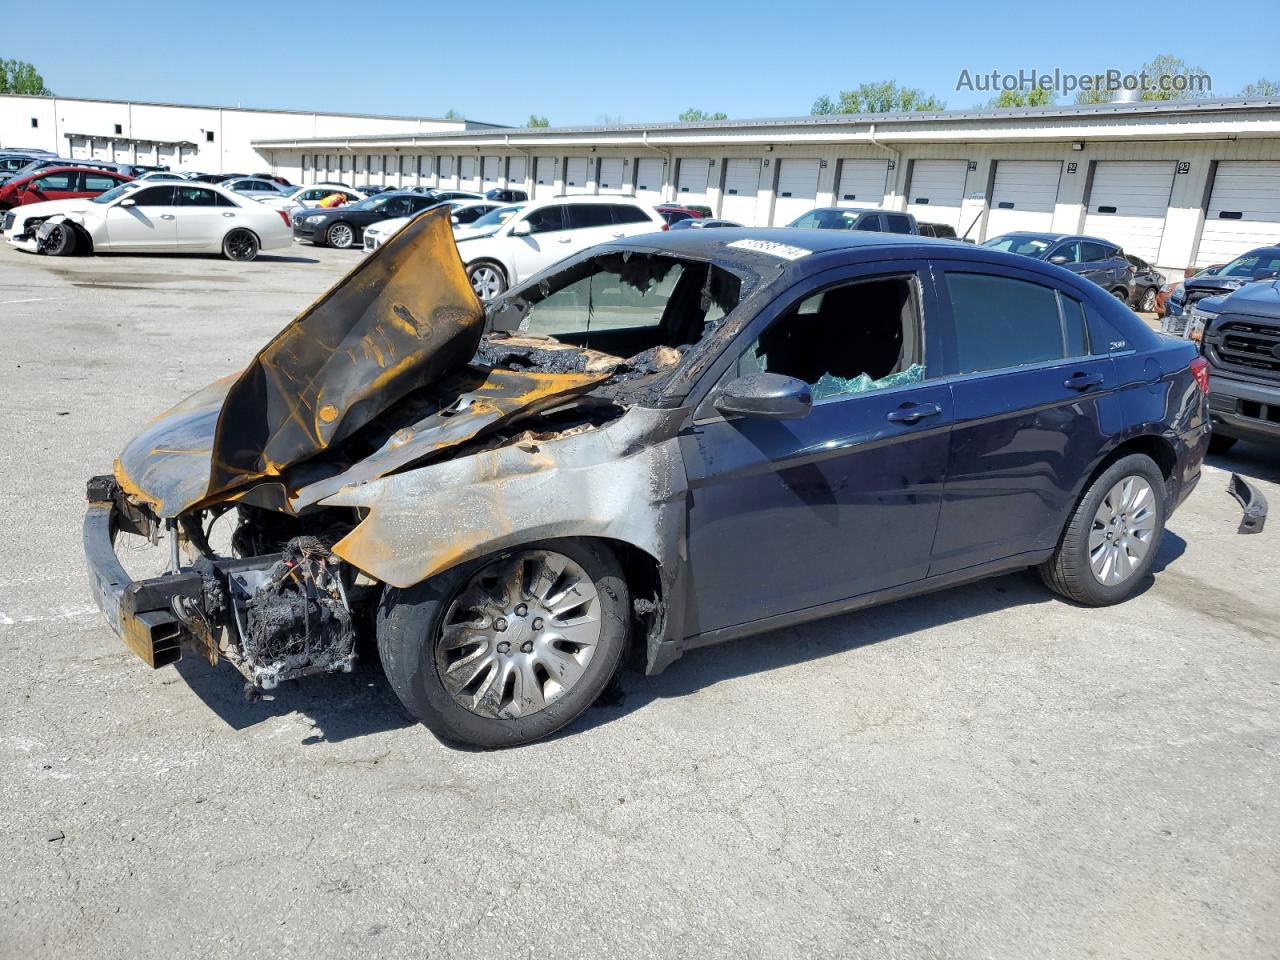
[229, 505, 355, 558]
[228, 537, 356, 689]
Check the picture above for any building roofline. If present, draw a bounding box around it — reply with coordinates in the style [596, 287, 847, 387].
[252, 96, 1280, 149]
[0, 92, 506, 127]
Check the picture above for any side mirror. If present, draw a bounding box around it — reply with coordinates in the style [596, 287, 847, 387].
[1048, 254, 1069, 265]
[119, 198, 136, 208]
[509, 220, 532, 237]
[714, 372, 812, 421]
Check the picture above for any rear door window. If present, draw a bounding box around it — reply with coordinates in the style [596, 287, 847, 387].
[943, 272, 1085, 374]
[1078, 241, 1110, 263]
[83, 173, 120, 192]
[610, 204, 652, 225]
[566, 204, 615, 229]
[885, 214, 914, 234]
[176, 186, 219, 206]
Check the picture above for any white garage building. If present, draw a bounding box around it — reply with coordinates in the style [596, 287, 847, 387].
[254, 97, 1280, 274]
[0, 94, 499, 177]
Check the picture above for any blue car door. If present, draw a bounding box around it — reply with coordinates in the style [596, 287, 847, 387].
[928, 265, 1122, 575]
[679, 262, 954, 638]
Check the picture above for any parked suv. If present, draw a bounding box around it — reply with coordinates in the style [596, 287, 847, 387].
[982, 232, 1135, 302]
[788, 207, 919, 234]
[1166, 246, 1280, 322]
[83, 214, 1222, 748]
[1195, 280, 1280, 452]
[456, 195, 665, 300]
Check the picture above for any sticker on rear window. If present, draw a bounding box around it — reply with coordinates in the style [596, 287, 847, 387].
[726, 238, 811, 261]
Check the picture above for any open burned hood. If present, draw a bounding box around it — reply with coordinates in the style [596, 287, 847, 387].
[116, 207, 487, 517]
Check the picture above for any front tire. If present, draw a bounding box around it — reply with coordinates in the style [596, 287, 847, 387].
[325, 221, 356, 249]
[1039, 453, 1167, 606]
[377, 539, 630, 748]
[1139, 286, 1158, 312]
[222, 228, 259, 262]
[467, 260, 508, 301]
[42, 223, 78, 257]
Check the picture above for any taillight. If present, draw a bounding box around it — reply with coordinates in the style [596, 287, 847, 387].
[277, 209, 291, 228]
[1189, 355, 1210, 394]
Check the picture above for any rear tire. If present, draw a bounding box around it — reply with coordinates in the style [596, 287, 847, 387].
[1039, 453, 1167, 606]
[326, 221, 356, 249]
[222, 228, 259, 262]
[1111, 287, 1130, 303]
[42, 223, 77, 257]
[377, 538, 629, 748]
[1208, 433, 1237, 455]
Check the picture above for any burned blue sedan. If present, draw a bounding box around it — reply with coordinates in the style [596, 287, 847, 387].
[85, 207, 1214, 748]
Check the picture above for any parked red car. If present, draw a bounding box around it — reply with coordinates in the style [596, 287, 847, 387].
[655, 203, 708, 227]
[0, 166, 133, 210]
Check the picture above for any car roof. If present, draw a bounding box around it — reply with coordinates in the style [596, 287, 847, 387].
[536, 194, 650, 206]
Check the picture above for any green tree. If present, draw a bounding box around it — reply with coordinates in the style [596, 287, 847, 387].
[444, 108, 462, 119]
[989, 87, 1056, 108]
[810, 81, 944, 115]
[0, 59, 52, 95]
[1075, 54, 1211, 104]
[526, 114, 549, 127]
[1240, 78, 1280, 97]
[678, 107, 728, 122]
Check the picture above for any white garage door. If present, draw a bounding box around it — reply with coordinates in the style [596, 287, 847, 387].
[460, 156, 480, 190]
[1197, 161, 1280, 265]
[985, 160, 1063, 237]
[564, 157, 589, 194]
[906, 159, 968, 229]
[1083, 160, 1176, 262]
[772, 159, 821, 225]
[721, 158, 761, 225]
[507, 156, 527, 188]
[635, 157, 665, 204]
[438, 155, 456, 188]
[676, 157, 712, 203]
[836, 159, 888, 207]
[597, 158, 624, 192]
[482, 156, 501, 190]
[534, 157, 556, 199]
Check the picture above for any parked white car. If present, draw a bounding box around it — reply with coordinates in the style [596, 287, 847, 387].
[259, 184, 367, 216]
[454, 196, 665, 300]
[361, 200, 512, 253]
[3, 180, 293, 261]
[221, 176, 289, 199]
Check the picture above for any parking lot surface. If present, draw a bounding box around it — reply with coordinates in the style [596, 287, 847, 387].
[1, 243, 1277, 960]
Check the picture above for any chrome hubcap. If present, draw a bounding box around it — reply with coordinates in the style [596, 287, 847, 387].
[436, 550, 601, 719]
[1089, 476, 1157, 585]
[330, 224, 353, 247]
[470, 266, 502, 300]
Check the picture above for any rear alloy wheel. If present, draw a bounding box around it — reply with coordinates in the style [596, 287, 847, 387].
[467, 261, 507, 301]
[1040, 453, 1166, 605]
[222, 228, 259, 262]
[326, 221, 356, 249]
[1139, 287, 1158, 312]
[377, 540, 629, 748]
[42, 223, 77, 257]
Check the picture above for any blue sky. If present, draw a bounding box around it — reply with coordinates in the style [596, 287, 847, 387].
[10, 0, 1279, 125]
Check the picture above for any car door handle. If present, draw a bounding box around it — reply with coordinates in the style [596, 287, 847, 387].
[160, 214, 175, 220]
[886, 401, 942, 424]
[222, 212, 236, 218]
[611, 232, 625, 238]
[557, 237, 573, 243]
[1064, 371, 1105, 391]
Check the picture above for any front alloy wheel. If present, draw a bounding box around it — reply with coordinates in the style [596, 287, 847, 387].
[468, 262, 506, 301]
[376, 538, 629, 748]
[326, 222, 355, 249]
[437, 550, 602, 719]
[1140, 287, 1157, 312]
